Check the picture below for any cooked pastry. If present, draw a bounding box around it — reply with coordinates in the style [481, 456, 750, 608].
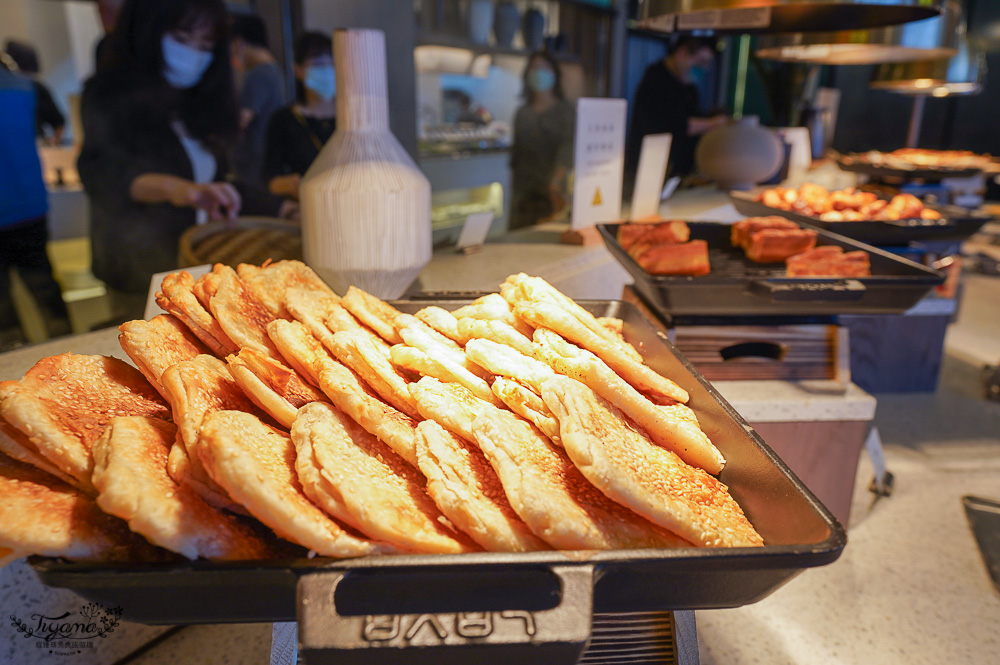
[414, 306, 468, 345]
[118, 314, 212, 398]
[490, 377, 561, 444]
[457, 317, 535, 357]
[155, 270, 237, 357]
[91, 416, 280, 560]
[744, 229, 817, 263]
[328, 330, 420, 420]
[451, 293, 535, 339]
[617, 220, 690, 251]
[409, 377, 689, 551]
[207, 265, 283, 359]
[390, 344, 502, 408]
[542, 376, 762, 548]
[416, 419, 548, 552]
[237, 259, 337, 319]
[226, 348, 328, 429]
[341, 286, 403, 344]
[292, 402, 478, 554]
[0, 354, 171, 493]
[730, 216, 799, 247]
[0, 451, 168, 562]
[786, 246, 872, 277]
[267, 318, 333, 386]
[635, 239, 711, 276]
[196, 410, 387, 557]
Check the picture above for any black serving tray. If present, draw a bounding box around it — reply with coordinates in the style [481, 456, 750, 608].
[836, 154, 986, 181]
[599, 222, 944, 317]
[31, 300, 845, 663]
[729, 188, 992, 246]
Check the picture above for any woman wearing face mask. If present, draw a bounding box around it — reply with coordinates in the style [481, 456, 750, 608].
[262, 32, 336, 201]
[509, 51, 575, 230]
[77, 0, 281, 319]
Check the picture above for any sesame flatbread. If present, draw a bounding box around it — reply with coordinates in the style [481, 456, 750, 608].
[118, 314, 212, 399]
[156, 271, 238, 357]
[452, 293, 534, 338]
[316, 358, 421, 468]
[238, 260, 337, 319]
[541, 376, 762, 548]
[0, 452, 168, 562]
[416, 419, 547, 552]
[458, 318, 535, 357]
[326, 303, 392, 356]
[0, 354, 171, 493]
[396, 314, 492, 381]
[463, 338, 558, 394]
[197, 410, 387, 558]
[292, 402, 477, 554]
[341, 286, 403, 344]
[514, 300, 689, 405]
[91, 417, 281, 560]
[267, 319, 332, 386]
[390, 345, 502, 408]
[532, 329, 723, 474]
[490, 377, 560, 444]
[208, 266, 283, 359]
[409, 377, 689, 550]
[415, 306, 468, 344]
[328, 330, 420, 419]
[226, 348, 328, 429]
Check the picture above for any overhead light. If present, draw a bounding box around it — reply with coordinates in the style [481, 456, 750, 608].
[869, 29, 985, 96]
[754, 0, 960, 65]
[638, 0, 944, 34]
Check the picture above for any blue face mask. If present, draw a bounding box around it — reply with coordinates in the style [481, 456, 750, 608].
[162, 34, 214, 89]
[527, 68, 556, 93]
[688, 65, 707, 84]
[304, 64, 336, 101]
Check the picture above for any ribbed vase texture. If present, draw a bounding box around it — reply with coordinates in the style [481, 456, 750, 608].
[301, 29, 432, 298]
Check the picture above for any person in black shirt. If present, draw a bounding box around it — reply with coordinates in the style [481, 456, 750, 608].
[4, 40, 65, 145]
[626, 36, 726, 182]
[263, 32, 336, 200]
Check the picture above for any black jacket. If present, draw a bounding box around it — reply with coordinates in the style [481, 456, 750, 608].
[78, 75, 280, 294]
[626, 60, 703, 178]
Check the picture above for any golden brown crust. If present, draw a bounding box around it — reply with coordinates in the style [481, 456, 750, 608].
[0, 354, 170, 493]
[237, 260, 338, 319]
[542, 376, 761, 548]
[415, 306, 468, 344]
[118, 314, 212, 399]
[197, 410, 386, 557]
[0, 451, 168, 561]
[207, 265, 283, 359]
[409, 377, 688, 550]
[390, 344, 502, 408]
[416, 420, 547, 552]
[267, 319, 332, 386]
[490, 377, 560, 444]
[328, 331, 420, 420]
[155, 271, 238, 357]
[91, 417, 281, 560]
[341, 286, 403, 344]
[458, 318, 535, 357]
[226, 348, 327, 429]
[292, 403, 477, 553]
[452, 293, 534, 338]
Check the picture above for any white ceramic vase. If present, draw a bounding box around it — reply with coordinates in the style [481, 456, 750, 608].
[300, 29, 432, 299]
[695, 116, 784, 190]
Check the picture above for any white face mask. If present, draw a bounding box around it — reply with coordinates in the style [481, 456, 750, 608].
[162, 34, 213, 89]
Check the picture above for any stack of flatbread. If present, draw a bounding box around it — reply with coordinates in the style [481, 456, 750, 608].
[0, 261, 762, 565]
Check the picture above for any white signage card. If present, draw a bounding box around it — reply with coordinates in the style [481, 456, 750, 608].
[456, 211, 494, 252]
[571, 98, 627, 230]
[630, 133, 672, 220]
[144, 264, 212, 320]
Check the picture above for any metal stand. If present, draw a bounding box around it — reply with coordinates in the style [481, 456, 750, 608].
[905, 96, 926, 149]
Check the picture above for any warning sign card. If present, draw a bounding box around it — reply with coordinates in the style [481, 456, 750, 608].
[571, 98, 626, 231]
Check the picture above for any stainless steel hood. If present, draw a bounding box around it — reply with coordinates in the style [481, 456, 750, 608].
[637, 0, 944, 34]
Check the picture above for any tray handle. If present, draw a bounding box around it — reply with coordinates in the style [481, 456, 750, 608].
[749, 278, 866, 303]
[297, 564, 593, 665]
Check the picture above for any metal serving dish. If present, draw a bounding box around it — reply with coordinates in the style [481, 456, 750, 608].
[836, 154, 987, 181]
[31, 300, 845, 663]
[599, 222, 944, 317]
[730, 188, 992, 246]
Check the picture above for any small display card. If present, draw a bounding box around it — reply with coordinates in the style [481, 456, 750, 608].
[630, 133, 672, 220]
[456, 211, 494, 253]
[571, 97, 627, 231]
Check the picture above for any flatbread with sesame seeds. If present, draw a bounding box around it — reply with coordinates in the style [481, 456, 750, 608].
[156, 270, 237, 357]
[292, 402, 478, 554]
[541, 376, 761, 548]
[196, 410, 387, 558]
[414, 306, 469, 345]
[490, 377, 560, 444]
[328, 330, 420, 419]
[341, 286, 403, 344]
[237, 260, 337, 319]
[390, 344, 503, 408]
[91, 416, 282, 560]
[0, 451, 170, 562]
[208, 266, 283, 359]
[226, 348, 328, 429]
[267, 318, 331, 386]
[457, 318, 535, 357]
[452, 293, 534, 338]
[415, 419, 547, 552]
[118, 314, 212, 399]
[0, 354, 171, 494]
[409, 377, 689, 551]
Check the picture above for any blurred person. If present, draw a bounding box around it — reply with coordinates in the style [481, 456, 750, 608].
[626, 36, 727, 181]
[4, 40, 66, 145]
[78, 0, 282, 320]
[230, 13, 285, 186]
[262, 31, 335, 200]
[509, 51, 574, 230]
[94, 0, 125, 68]
[0, 59, 71, 350]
